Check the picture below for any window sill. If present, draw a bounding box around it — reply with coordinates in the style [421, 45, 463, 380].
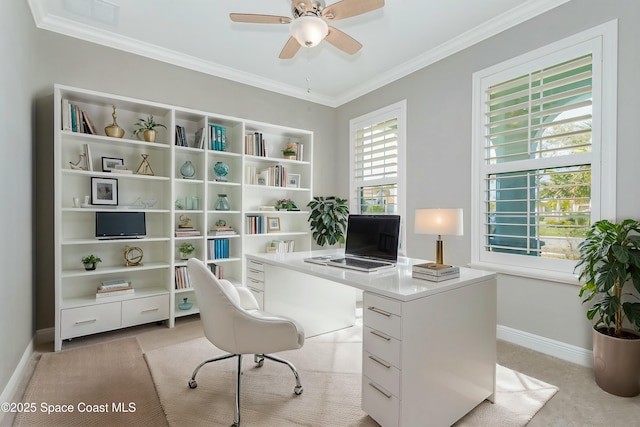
[468, 261, 580, 286]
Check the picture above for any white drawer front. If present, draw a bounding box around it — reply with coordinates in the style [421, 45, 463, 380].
[362, 375, 400, 427]
[247, 267, 265, 282]
[364, 293, 402, 339]
[246, 276, 264, 291]
[364, 292, 402, 316]
[248, 287, 264, 310]
[61, 302, 121, 339]
[363, 351, 401, 397]
[364, 326, 401, 368]
[122, 295, 169, 327]
[247, 259, 264, 272]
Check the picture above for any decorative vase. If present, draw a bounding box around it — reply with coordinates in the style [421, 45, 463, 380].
[215, 194, 231, 211]
[592, 327, 640, 397]
[178, 297, 193, 310]
[104, 105, 125, 138]
[83, 263, 96, 271]
[213, 161, 229, 182]
[143, 129, 156, 142]
[180, 160, 196, 179]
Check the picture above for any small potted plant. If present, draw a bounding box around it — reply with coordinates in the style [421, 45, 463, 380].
[282, 142, 298, 160]
[179, 242, 196, 260]
[275, 198, 298, 211]
[575, 219, 640, 396]
[307, 196, 349, 247]
[133, 115, 166, 142]
[81, 254, 102, 271]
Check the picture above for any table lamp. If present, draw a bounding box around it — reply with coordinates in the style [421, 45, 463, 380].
[414, 208, 463, 265]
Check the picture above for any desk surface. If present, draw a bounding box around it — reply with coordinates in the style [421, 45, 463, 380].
[246, 249, 496, 302]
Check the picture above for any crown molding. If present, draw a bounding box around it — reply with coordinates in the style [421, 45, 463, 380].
[28, 0, 570, 108]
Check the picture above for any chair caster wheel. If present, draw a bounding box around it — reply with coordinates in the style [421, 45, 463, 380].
[188, 379, 197, 389]
[254, 355, 264, 367]
[294, 385, 303, 395]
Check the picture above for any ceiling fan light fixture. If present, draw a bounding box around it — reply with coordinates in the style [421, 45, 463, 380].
[290, 16, 328, 48]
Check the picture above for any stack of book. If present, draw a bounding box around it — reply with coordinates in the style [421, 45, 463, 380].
[209, 225, 237, 236]
[411, 263, 460, 282]
[96, 279, 134, 299]
[175, 228, 201, 237]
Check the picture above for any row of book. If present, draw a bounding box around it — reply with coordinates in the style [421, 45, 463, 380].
[246, 215, 267, 234]
[175, 124, 227, 151]
[208, 238, 230, 259]
[266, 239, 295, 253]
[175, 266, 192, 289]
[411, 263, 460, 282]
[244, 132, 266, 156]
[96, 279, 133, 299]
[245, 165, 289, 187]
[61, 99, 97, 135]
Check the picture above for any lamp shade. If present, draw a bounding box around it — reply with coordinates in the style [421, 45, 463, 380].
[290, 16, 328, 48]
[414, 208, 463, 236]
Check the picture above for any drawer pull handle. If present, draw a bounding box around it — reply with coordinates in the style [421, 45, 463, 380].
[142, 308, 159, 313]
[248, 268, 261, 274]
[367, 306, 391, 317]
[370, 330, 391, 341]
[368, 355, 391, 369]
[249, 278, 260, 284]
[75, 319, 97, 325]
[368, 382, 392, 398]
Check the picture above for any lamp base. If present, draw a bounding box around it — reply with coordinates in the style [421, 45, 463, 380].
[435, 238, 443, 265]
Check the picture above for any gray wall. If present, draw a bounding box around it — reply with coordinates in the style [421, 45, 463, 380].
[0, 0, 36, 403]
[336, 0, 640, 350]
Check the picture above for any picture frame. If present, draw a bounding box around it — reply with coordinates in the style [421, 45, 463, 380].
[102, 157, 124, 172]
[267, 217, 280, 232]
[287, 173, 301, 188]
[91, 177, 118, 205]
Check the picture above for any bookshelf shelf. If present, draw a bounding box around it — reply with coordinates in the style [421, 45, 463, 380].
[53, 84, 313, 350]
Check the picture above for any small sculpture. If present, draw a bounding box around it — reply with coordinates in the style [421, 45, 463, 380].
[136, 154, 154, 176]
[104, 105, 125, 138]
[69, 152, 88, 170]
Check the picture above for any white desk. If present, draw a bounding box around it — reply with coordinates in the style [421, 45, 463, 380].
[246, 250, 497, 427]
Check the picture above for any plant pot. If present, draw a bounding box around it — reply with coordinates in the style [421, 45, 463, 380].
[592, 327, 640, 397]
[283, 154, 296, 160]
[83, 263, 96, 271]
[180, 252, 192, 260]
[143, 129, 156, 142]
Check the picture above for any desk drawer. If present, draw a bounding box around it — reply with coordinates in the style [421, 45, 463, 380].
[247, 267, 265, 283]
[246, 276, 264, 291]
[362, 375, 400, 427]
[248, 286, 264, 310]
[122, 294, 169, 327]
[364, 326, 401, 368]
[247, 259, 264, 272]
[363, 350, 400, 397]
[364, 294, 402, 339]
[61, 302, 121, 339]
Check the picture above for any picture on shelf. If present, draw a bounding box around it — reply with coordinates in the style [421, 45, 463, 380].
[287, 173, 301, 188]
[91, 177, 118, 205]
[267, 217, 280, 232]
[102, 157, 124, 172]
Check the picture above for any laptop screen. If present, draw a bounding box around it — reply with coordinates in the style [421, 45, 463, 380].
[344, 215, 401, 262]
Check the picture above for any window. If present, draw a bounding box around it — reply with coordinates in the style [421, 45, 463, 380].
[471, 22, 617, 280]
[350, 100, 407, 252]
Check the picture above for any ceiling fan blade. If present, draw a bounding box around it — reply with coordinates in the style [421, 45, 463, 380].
[279, 37, 302, 59]
[229, 13, 291, 24]
[322, 0, 385, 21]
[325, 26, 362, 54]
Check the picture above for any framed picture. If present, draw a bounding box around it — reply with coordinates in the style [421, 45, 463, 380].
[102, 157, 124, 172]
[91, 177, 118, 205]
[287, 173, 301, 188]
[267, 217, 280, 232]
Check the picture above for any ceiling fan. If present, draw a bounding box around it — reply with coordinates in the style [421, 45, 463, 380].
[230, 0, 385, 59]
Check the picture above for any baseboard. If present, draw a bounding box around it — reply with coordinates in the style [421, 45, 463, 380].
[36, 327, 55, 344]
[0, 336, 35, 424]
[497, 324, 593, 367]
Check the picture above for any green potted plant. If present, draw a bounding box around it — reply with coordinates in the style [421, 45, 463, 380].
[133, 115, 166, 142]
[306, 196, 349, 247]
[575, 219, 640, 397]
[81, 254, 102, 271]
[282, 142, 298, 160]
[179, 242, 196, 260]
[275, 198, 298, 211]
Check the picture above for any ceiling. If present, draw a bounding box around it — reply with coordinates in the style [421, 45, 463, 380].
[28, 0, 569, 107]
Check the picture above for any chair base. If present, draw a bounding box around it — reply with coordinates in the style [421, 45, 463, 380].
[188, 352, 303, 426]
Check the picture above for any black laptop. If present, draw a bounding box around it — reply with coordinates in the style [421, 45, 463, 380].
[320, 215, 401, 272]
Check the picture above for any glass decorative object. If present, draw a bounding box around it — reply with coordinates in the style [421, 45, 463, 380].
[215, 194, 231, 211]
[178, 297, 193, 310]
[180, 160, 196, 179]
[213, 161, 229, 182]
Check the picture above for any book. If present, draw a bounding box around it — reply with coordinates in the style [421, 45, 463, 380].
[412, 263, 460, 276]
[412, 272, 460, 282]
[99, 279, 131, 290]
[95, 286, 134, 298]
[175, 229, 201, 237]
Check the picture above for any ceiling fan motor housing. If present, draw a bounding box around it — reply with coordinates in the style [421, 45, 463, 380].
[292, 1, 326, 18]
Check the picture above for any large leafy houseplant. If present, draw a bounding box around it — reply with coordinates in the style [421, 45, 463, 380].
[306, 196, 349, 247]
[576, 219, 640, 338]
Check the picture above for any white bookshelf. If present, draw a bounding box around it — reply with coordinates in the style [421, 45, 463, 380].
[53, 84, 313, 350]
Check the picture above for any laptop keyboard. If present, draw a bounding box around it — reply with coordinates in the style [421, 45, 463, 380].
[330, 257, 392, 270]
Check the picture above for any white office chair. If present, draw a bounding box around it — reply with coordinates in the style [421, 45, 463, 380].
[186, 258, 304, 427]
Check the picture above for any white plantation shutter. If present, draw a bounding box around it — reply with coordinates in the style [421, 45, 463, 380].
[472, 23, 617, 277]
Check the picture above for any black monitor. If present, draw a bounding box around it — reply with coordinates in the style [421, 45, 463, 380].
[95, 211, 146, 239]
[344, 214, 401, 262]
